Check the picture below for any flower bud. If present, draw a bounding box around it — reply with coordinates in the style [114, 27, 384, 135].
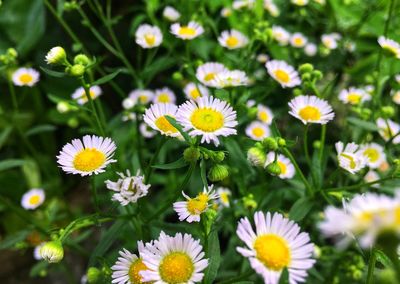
[376, 268, 397, 284]
[381, 106, 395, 118]
[247, 107, 258, 119]
[69, 64, 85, 77]
[172, 72, 183, 81]
[266, 161, 281, 176]
[312, 70, 323, 80]
[301, 73, 311, 81]
[208, 164, 229, 182]
[203, 208, 218, 235]
[247, 147, 266, 167]
[122, 97, 135, 110]
[277, 138, 286, 147]
[74, 54, 90, 66]
[262, 137, 278, 151]
[213, 151, 225, 163]
[40, 240, 64, 263]
[87, 267, 101, 283]
[67, 117, 79, 128]
[6, 48, 18, 58]
[293, 88, 303, 96]
[243, 194, 257, 210]
[57, 101, 71, 113]
[183, 147, 201, 163]
[298, 63, 314, 74]
[45, 46, 67, 65]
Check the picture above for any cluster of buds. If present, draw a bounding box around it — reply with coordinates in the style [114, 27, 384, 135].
[294, 63, 323, 97]
[253, 21, 272, 44]
[247, 137, 286, 174]
[0, 48, 18, 67]
[45, 46, 92, 77]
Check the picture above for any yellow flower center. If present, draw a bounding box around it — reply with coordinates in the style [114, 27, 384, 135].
[190, 88, 201, 99]
[274, 69, 290, 83]
[79, 90, 96, 101]
[187, 198, 208, 215]
[19, 73, 33, 84]
[139, 95, 148, 104]
[178, 27, 196, 37]
[293, 37, 303, 46]
[252, 127, 265, 138]
[29, 195, 41, 206]
[394, 207, 400, 225]
[382, 127, 393, 139]
[190, 108, 224, 132]
[226, 36, 239, 48]
[220, 192, 229, 205]
[144, 34, 156, 46]
[258, 111, 269, 123]
[157, 93, 171, 103]
[128, 259, 149, 284]
[159, 252, 194, 283]
[347, 93, 361, 104]
[155, 116, 178, 134]
[383, 44, 399, 56]
[298, 106, 321, 121]
[254, 234, 291, 271]
[277, 161, 287, 175]
[340, 153, 356, 169]
[73, 148, 106, 172]
[363, 148, 379, 163]
[204, 73, 216, 81]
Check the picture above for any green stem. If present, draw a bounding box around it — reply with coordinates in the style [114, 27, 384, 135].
[319, 124, 326, 162]
[91, 175, 100, 213]
[366, 248, 377, 284]
[304, 125, 311, 166]
[8, 80, 18, 112]
[144, 137, 166, 183]
[217, 269, 254, 284]
[325, 176, 396, 192]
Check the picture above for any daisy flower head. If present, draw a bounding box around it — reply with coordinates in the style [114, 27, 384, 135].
[163, 6, 180, 22]
[264, 0, 280, 17]
[105, 170, 150, 206]
[321, 33, 341, 50]
[288, 95, 335, 124]
[257, 104, 274, 125]
[57, 135, 117, 176]
[304, 43, 317, 56]
[143, 103, 180, 137]
[140, 231, 208, 283]
[396, 74, 400, 84]
[218, 29, 249, 49]
[256, 53, 270, 63]
[196, 62, 228, 87]
[45, 46, 66, 65]
[236, 211, 315, 284]
[221, 7, 233, 17]
[153, 87, 176, 104]
[111, 243, 149, 284]
[338, 87, 371, 105]
[139, 123, 157, 138]
[290, 33, 308, 48]
[271, 25, 290, 46]
[391, 89, 400, 104]
[376, 118, 400, 144]
[71, 85, 102, 105]
[233, 0, 255, 9]
[173, 185, 219, 223]
[246, 121, 271, 141]
[135, 24, 163, 49]
[212, 69, 249, 89]
[128, 89, 154, 105]
[176, 96, 238, 146]
[170, 21, 204, 40]
[12, 67, 40, 87]
[335, 141, 367, 174]
[183, 82, 209, 100]
[217, 187, 231, 208]
[378, 36, 400, 59]
[291, 0, 309, 6]
[266, 60, 301, 88]
[265, 152, 295, 179]
[21, 188, 45, 210]
[360, 142, 386, 169]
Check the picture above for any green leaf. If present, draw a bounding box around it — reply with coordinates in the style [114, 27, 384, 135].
[0, 159, 25, 171]
[91, 69, 122, 85]
[347, 117, 378, 131]
[25, 124, 57, 137]
[152, 157, 187, 170]
[29, 261, 49, 277]
[278, 267, 289, 284]
[204, 230, 221, 284]
[40, 67, 66, 78]
[200, 159, 208, 188]
[0, 229, 30, 249]
[375, 249, 393, 268]
[0, 126, 12, 150]
[289, 197, 314, 221]
[165, 116, 192, 144]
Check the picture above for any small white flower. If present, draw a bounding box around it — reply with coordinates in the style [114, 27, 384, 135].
[153, 87, 176, 104]
[246, 121, 271, 141]
[338, 87, 371, 105]
[163, 6, 181, 21]
[218, 29, 249, 49]
[376, 118, 400, 143]
[221, 7, 232, 17]
[196, 62, 228, 87]
[170, 21, 204, 40]
[233, 0, 255, 9]
[321, 33, 341, 50]
[391, 89, 400, 104]
[360, 142, 386, 169]
[21, 188, 45, 210]
[257, 104, 274, 125]
[128, 89, 154, 105]
[264, 0, 280, 17]
[12, 67, 40, 87]
[304, 43, 317, 56]
[216, 187, 231, 207]
[256, 53, 269, 63]
[288, 95, 335, 124]
[335, 141, 368, 174]
[290, 32, 308, 48]
[291, 0, 309, 6]
[265, 152, 295, 179]
[45, 46, 66, 65]
[378, 36, 400, 59]
[143, 103, 180, 137]
[212, 69, 249, 88]
[71, 85, 102, 105]
[183, 82, 209, 100]
[135, 24, 163, 49]
[272, 25, 290, 46]
[266, 60, 301, 88]
[364, 170, 380, 188]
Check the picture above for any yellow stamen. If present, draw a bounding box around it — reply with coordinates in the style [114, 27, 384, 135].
[178, 27, 196, 37]
[159, 252, 194, 283]
[204, 73, 215, 81]
[73, 148, 106, 172]
[157, 93, 171, 103]
[190, 88, 201, 99]
[274, 69, 290, 83]
[155, 116, 178, 134]
[19, 74, 33, 84]
[363, 148, 379, 163]
[258, 111, 269, 123]
[254, 234, 291, 271]
[298, 106, 321, 121]
[347, 93, 361, 104]
[144, 34, 156, 46]
[252, 127, 265, 138]
[226, 36, 239, 48]
[277, 161, 287, 175]
[29, 195, 41, 206]
[340, 153, 357, 169]
[293, 37, 303, 46]
[128, 259, 149, 284]
[190, 108, 224, 132]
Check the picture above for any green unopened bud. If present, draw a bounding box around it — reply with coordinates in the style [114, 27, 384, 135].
[266, 161, 281, 176]
[314, 246, 322, 258]
[377, 268, 397, 284]
[172, 72, 183, 81]
[313, 140, 321, 149]
[243, 194, 257, 210]
[40, 240, 64, 263]
[74, 54, 90, 66]
[312, 70, 323, 80]
[247, 107, 258, 118]
[299, 63, 314, 74]
[381, 106, 395, 118]
[67, 117, 79, 128]
[262, 137, 278, 151]
[208, 164, 229, 182]
[183, 147, 201, 163]
[361, 108, 372, 120]
[203, 208, 218, 235]
[87, 267, 101, 283]
[213, 151, 225, 163]
[57, 101, 71, 113]
[45, 46, 67, 65]
[293, 88, 302, 96]
[6, 48, 17, 58]
[247, 147, 266, 167]
[69, 64, 85, 77]
[277, 138, 286, 147]
[301, 73, 311, 81]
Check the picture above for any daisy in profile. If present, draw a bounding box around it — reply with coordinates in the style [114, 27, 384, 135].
[12, 67, 40, 87]
[233, 0, 255, 9]
[135, 24, 163, 49]
[176, 96, 238, 146]
[391, 89, 400, 104]
[105, 170, 150, 206]
[45, 46, 66, 65]
[153, 87, 176, 104]
[21, 188, 45, 210]
[128, 89, 154, 105]
[33, 243, 45, 260]
[143, 103, 180, 137]
[264, 0, 280, 17]
[288, 95, 335, 124]
[271, 25, 290, 46]
[378, 36, 400, 59]
[335, 141, 367, 174]
[111, 243, 149, 284]
[304, 43, 317, 56]
[246, 121, 271, 141]
[217, 187, 231, 208]
[163, 6, 180, 21]
[396, 74, 400, 83]
[139, 123, 157, 138]
[196, 62, 228, 87]
[170, 21, 204, 40]
[290, 33, 308, 48]
[291, 0, 309, 6]
[364, 170, 380, 188]
[173, 185, 219, 223]
[71, 85, 102, 105]
[57, 135, 116, 176]
[360, 142, 386, 169]
[183, 82, 209, 100]
[338, 87, 371, 105]
[140, 232, 208, 283]
[257, 104, 274, 125]
[266, 60, 301, 88]
[237, 211, 315, 284]
[212, 69, 249, 88]
[221, 7, 232, 17]
[321, 33, 341, 50]
[265, 152, 295, 179]
[376, 118, 400, 144]
[256, 54, 269, 63]
[218, 29, 249, 49]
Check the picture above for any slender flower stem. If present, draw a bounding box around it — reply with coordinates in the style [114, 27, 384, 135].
[216, 269, 254, 284]
[304, 125, 311, 166]
[325, 176, 397, 192]
[366, 248, 377, 284]
[8, 80, 18, 112]
[144, 137, 166, 183]
[91, 175, 100, 213]
[319, 124, 326, 162]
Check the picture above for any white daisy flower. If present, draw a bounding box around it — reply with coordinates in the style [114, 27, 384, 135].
[71, 85, 102, 105]
[183, 82, 209, 100]
[304, 43, 317, 56]
[376, 118, 400, 143]
[139, 123, 157, 138]
[21, 188, 45, 210]
[221, 7, 233, 17]
[257, 104, 274, 125]
[391, 89, 400, 104]
[291, 0, 309, 6]
[57, 135, 117, 176]
[128, 89, 154, 105]
[233, 0, 255, 9]
[33, 243, 45, 260]
[321, 33, 341, 50]
[314, 0, 325, 4]
[265, 152, 295, 179]
[364, 85, 375, 94]
[218, 29, 249, 49]
[176, 96, 238, 146]
[264, 0, 280, 17]
[212, 69, 249, 88]
[135, 24, 163, 49]
[217, 187, 231, 207]
[122, 98, 135, 110]
[153, 87, 176, 104]
[163, 6, 180, 21]
[105, 170, 150, 206]
[360, 142, 386, 169]
[237, 211, 315, 284]
[288, 95, 335, 124]
[266, 60, 301, 88]
[170, 21, 204, 40]
[378, 36, 400, 59]
[143, 103, 180, 137]
[196, 62, 228, 87]
[396, 74, 400, 83]
[140, 231, 209, 283]
[335, 141, 367, 174]
[364, 170, 380, 188]
[111, 243, 148, 284]
[290, 33, 308, 48]
[122, 112, 136, 122]
[271, 26, 290, 46]
[246, 121, 271, 141]
[256, 54, 269, 63]
[12, 67, 40, 87]
[173, 185, 219, 223]
[338, 87, 371, 105]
